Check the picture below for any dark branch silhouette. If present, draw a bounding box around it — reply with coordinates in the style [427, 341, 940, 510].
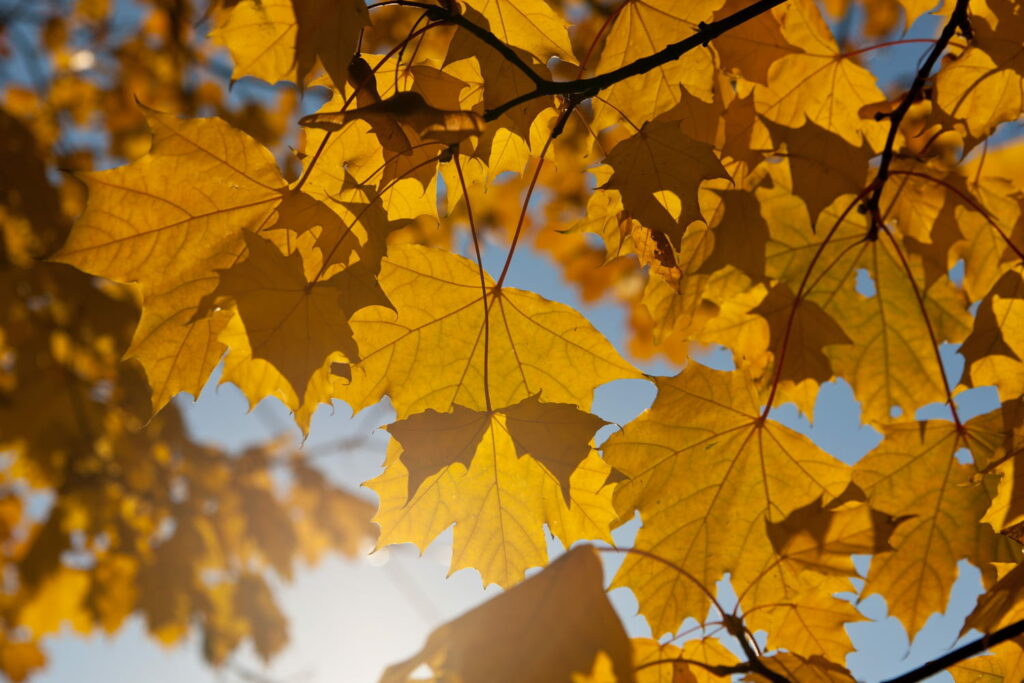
[883, 617, 1024, 683]
[481, 0, 790, 121]
[861, 0, 972, 239]
[369, 0, 791, 122]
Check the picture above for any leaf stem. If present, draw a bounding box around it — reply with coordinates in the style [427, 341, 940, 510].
[879, 225, 962, 428]
[294, 21, 442, 192]
[839, 38, 940, 59]
[888, 170, 1024, 262]
[452, 153, 492, 413]
[760, 187, 874, 419]
[494, 103, 575, 288]
[595, 546, 731, 620]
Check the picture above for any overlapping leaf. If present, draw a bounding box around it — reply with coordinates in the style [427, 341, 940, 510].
[591, 0, 723, 128]
[765, 191, 973, 423]
[853, 420, 1012, 638]
[211, 0, 368, 87]
[368, 429, 618, 586]
[338, 244, 642, 418]
[603, 362, 850, 635]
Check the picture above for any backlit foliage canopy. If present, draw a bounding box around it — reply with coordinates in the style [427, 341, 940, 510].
[1, 0, 1023, 680]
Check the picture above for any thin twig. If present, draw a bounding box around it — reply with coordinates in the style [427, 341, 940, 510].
[452, 152, 492, 412]
[879, 224, 962, 427]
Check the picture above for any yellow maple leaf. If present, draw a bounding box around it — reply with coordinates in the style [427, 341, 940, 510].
[53, 109, 386, 416]
[368, 417, 618, 587]
[754, 0, 887, 149]
[750, 652, 857, 682]
[853, 420, 1011, 639]
[591, 0, 723, 128]
[950, 642, 1024, 683]
[972, 399, 1024, 536]
[602, 121, 730, 247]
[207, 232, 389, 397]
[460, 0, 576, 65]
[761, 118, 874, 226]
[52, 109, 285, 410]
[961, 269, 1024, 404]
[339, 244, 642, 418]
[742, 495, 901, 661]
[210, 0, 368, 87]
[765, 191, 972, 423]
[603, 362, 850, 635]
[388, 395, 608, 503]
[299, 91, 485, 147]
[936, 0, 1024, 139]
[712, 0, 796, 84]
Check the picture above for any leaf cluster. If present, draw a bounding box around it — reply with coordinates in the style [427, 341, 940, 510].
[1, 0, 1024, 680]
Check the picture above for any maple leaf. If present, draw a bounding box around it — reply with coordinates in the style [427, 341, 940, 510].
[754, 0, 888, 149]
[338, 244, 642, 418]
[971, 400, 1024, 538]
[369, 417, 618, 587]
[700, 189, 771, 281]
[960, 269, 1024, 404]
[207, 232, 389, 397]
[211, 0, 368, 87]
[950, 642, 1024, 682]
[460, 0, 576, 66]
[381, 546, 634, 683]
[53, 109, 388, 416]
[762, 118, 874, 226]
[602, 362, 850, 635]
[749, 281, 851, 402]
[388, 395, 607, 503]
[51, 109, 287, 410]
[765, 190, 973, 423]
[299, 91, 485, 147]
[591, 0, 723, 128]
[749, 652, 857, 682]
[853, 420, 1013, 639]
[602, 121, 730, 247]
[712, 0, 797, 84]
[742, 494, 901, 661]
[935, 0, 1024, 139]
[766, 493, 902, 577]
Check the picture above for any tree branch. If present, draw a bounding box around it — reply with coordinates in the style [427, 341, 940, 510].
[861, 0, 972, 239]
[370, 0, 546, 86]
[722, 614, 792, 683]
[482, 0, 789, 121]
[882, 617, 1024, 683]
